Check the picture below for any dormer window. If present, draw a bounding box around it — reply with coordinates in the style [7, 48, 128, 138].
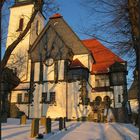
[17, 18, 24, 32]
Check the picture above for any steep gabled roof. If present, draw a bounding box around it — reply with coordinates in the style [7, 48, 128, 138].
[82, 39, 124, 74]
[69, 59, 86, 69]
[29, 13, 90, 55]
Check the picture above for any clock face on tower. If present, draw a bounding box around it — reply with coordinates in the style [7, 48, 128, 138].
[44, 58, 54, 66]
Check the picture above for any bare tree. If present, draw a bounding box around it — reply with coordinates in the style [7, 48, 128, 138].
[7, 51, 27, 78]
[128, 0, 140, 127]
[80, 0, 140, 123]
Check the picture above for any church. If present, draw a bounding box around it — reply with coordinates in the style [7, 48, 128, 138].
[6, 0, 130, 122]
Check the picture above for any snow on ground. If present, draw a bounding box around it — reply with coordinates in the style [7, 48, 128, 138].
[2, 118, 139, 140]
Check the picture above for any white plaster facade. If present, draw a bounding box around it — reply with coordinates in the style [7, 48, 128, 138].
[6, 3, 44, 81]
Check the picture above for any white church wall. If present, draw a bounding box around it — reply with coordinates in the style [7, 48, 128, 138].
[27, 59, 31, 81]
[6, 4, 34, 47]
[43, 63, 55, 81]
[6, 4, 33, 81]
[34, 62, 40, 81]
[88, 54, 94, 72]
[58, 60, 64, 80]
[30, 82, 67, 118]
[88, 74, 95, 87]
[16, 104, 28, 116]
[44, 82, 66, 118]
[67, 81, 91, 119]
[6, 4, 45, 81]
[10, 91, 20, 103]
[33, 84, 42, 118]
[10, 90, 29, 116]
[73, 54, 90, 69]
[30, 80, 92, 119]
[43, 60, 65, 81]
[29, 12, 45, 45]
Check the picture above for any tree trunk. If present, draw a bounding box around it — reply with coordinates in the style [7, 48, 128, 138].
[0, 1, 5, 139]
[128, 0, 140, 127]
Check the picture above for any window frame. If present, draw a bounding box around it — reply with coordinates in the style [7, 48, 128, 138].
[50, 92, 56, 104]
[17, 18, 24, 32]
[17, 93, 22, 104]
[24, 93, 29, 103]
[41, 92, 47, 103]
[118, 94, 121, 103]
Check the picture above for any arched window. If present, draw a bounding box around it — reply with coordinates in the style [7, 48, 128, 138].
[118, 95, 121, 103]
[95, 96, 102, 105]
[103, 96, 110, 103]
[104, 96, 111, 107]
[17, 18, 24, 31]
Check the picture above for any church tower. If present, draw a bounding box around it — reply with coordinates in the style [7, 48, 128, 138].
[6, 0, 45, 81]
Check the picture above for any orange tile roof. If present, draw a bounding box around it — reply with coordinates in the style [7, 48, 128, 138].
[82, 39, 124, 74]
[49, 13, 62, 19]
[70, 58, 86, 69]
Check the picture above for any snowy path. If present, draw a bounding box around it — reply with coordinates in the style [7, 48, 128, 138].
[2, 119, 139, 140]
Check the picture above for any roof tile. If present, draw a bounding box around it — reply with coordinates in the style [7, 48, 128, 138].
[82, 39, 124, 74]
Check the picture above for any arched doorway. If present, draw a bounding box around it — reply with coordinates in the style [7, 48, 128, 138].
[95, 96, 102, 106]
[103, 96, 111, 107]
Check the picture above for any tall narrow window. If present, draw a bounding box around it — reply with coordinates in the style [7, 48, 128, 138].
[17, 93, 22, 104]
[50, 92, 56, 104]
[118, 95, 121, 103]
[54, 61, 58, 83]
[17, 18, 24, 31]
[42, 92, 47, 103]
[39, 57, 43, 83]
[36, 20, 39, 35]
[24, 93, 29, 103]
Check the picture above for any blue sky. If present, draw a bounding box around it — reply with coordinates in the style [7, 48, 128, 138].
[56, 0, 90, 39]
